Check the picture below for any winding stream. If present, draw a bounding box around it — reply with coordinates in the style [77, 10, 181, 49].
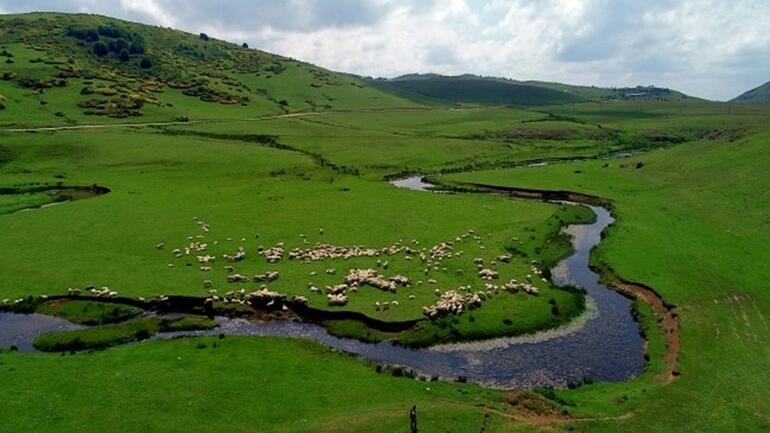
[0, 176, 646, 389]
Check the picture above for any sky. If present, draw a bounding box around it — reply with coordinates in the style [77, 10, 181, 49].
[1, 0, 768, 101]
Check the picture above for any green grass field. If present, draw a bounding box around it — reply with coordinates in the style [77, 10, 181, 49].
[1, 11, 770, 433]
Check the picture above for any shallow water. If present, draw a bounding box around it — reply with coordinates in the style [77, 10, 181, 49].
[0, 176, 646, 389]
[0, 312, 85, 352]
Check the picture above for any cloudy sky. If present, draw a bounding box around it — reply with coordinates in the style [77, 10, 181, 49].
[1, 0, 768, 100]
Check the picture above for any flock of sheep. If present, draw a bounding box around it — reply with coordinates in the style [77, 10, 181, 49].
[151, 219, 547, 318]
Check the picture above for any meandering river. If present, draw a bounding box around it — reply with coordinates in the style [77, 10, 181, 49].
[0, 176, 645, 389]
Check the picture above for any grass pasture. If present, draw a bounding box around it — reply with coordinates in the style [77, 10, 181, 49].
[0, 11, 769, 433]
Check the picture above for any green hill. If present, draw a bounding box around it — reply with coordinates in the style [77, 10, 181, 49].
[731, 81, 770, 103]
[365, 73, 695, 106]
[523, 80, 695, 101]
[366, 73, 586, 106]
[0, 12, 415, 127]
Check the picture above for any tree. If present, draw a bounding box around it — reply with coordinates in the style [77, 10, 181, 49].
[241, 42, 249, 49]
[118, 49, 130, 62]
[199, 33, 209, 41]
[108, 38, 128, 54]
[92, 42, 109, 57]
[139, 57, 153, 69]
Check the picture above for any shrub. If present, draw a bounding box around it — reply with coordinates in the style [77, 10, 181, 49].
[139, 57, 153, 69]
[108, 38, 129, 54]
[93, 42, 109, 57]
[199, 33, 209, 41]
[129, 38, 145, 54]
[241, 42, 249, 48]
[118, 49, 130, 62]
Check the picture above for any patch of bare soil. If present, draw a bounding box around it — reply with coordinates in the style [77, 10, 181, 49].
[609, 279, 680, 383]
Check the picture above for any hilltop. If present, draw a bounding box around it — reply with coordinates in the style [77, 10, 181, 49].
[0, 12, 413, 126]
[365, 73, 695, 106]
[732, 81, 770, 103]
[366, 73, 585, 106]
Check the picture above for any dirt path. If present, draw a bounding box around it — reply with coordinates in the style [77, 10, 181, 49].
[0, 112, 319, 133]
[0, 107, 427, 133]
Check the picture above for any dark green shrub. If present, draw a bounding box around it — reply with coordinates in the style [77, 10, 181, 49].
[93, 42, 109, 57]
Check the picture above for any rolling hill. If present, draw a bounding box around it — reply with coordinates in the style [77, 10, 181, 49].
[0, 12, 415, 127]
[731, 81, 770, 103]
[365, 73, 695, 107]
[366, 73, 586, 106]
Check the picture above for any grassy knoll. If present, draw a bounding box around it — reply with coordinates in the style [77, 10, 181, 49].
[441, 125, 770, 432]
[32, 316, 216, 352]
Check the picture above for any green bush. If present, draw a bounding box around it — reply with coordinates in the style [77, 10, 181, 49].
[93, 42, 108, 57]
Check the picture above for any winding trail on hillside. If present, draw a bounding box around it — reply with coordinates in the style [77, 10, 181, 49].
[0, 107, 428, 133]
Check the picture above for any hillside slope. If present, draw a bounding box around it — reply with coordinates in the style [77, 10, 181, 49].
[732, 81, 770, 103]
[366, 74, 696, 106]
[0, 12, 416, 127]
[367, 73, 585, 106]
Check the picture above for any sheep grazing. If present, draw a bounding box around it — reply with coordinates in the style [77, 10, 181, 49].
[200, 266, 212, 272]
[172, 248, 183, 258]
[503, 279, 539, 295]
[292, 295, 309, 305]
[478, 268, 499, 280]
[187, 242, 208, 253]
[326, 284, 349, 295]
[288, 243, 379, 262]
[408, 294, 416, 300]
[223, 248, 246, 263]
[422, 290, 483, 318]
[88, 286, 114, 298]
[67, 287, 81, 296]
[260, 243, 285, 263]
[156, 242, 166, 250]
[344, 268, 410, 293]
[497, 254, 512, 263]
[197, 255, 216, 264]
[327, 293, 348, 306]
[246, 288, 286, 304]
[226, 273, 249, 283]
[203, 280, 214, 289]
[325, 268, 336, 275]
[429, 242, 456, 260]
[252, 271, 279, 283]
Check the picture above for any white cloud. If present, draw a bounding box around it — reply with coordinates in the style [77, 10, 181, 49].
[0, 0, 768, 100]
